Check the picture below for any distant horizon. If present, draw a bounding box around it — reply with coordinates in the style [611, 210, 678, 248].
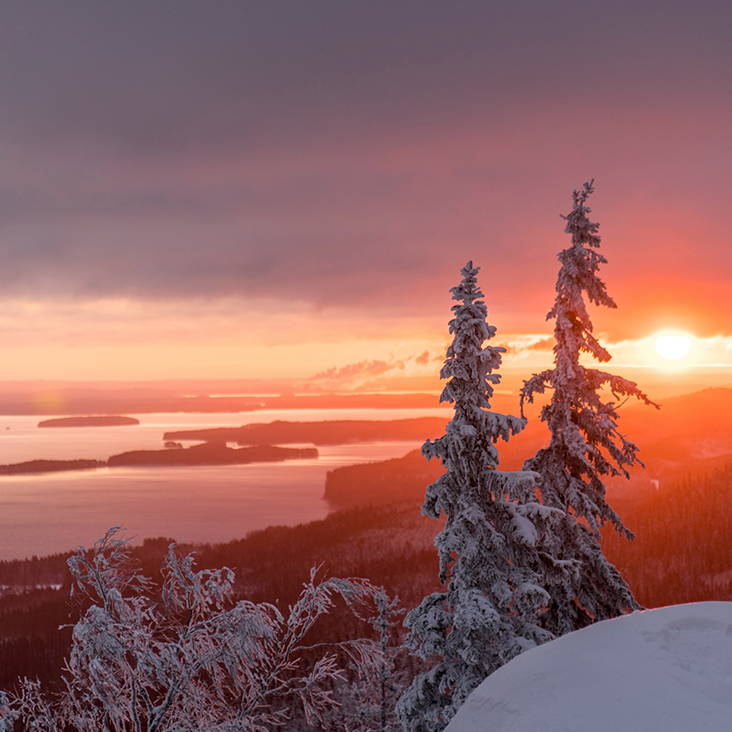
[0, 365, 730, 407]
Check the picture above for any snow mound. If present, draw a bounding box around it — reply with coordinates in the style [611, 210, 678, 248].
[445, 602, 732, 732]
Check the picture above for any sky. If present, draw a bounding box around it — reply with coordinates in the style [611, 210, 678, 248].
[1, 0, 731, 391]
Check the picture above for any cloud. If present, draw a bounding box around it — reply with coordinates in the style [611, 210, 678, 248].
[0, 0, 730, 345]
[501, 335, 555, 361]
[3, 1, 730, 152]
[311, 359, 405, 381]
[702, 335, 732, 352]
[302, 350, 447, 391]
[524, 338, 554, 353]
[304, 358, 405, 391]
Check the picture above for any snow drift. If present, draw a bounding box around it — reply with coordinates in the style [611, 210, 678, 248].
[445, 602, 732, 732]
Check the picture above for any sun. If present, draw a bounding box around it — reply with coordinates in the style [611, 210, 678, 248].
[655, 334, 692, 361]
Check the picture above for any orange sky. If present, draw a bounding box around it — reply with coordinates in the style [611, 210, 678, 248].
[0, 2, 730, 397]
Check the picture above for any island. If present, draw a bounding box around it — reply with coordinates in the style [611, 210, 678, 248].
[0, 443, 317, 476]
[0, 459, 104, 475]
[107, 442, 318, 467]
[38, 416, 140, 428]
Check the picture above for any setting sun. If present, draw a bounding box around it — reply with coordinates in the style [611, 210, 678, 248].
[655, 334, 692, 361]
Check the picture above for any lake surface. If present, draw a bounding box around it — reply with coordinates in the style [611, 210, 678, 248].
[0, 408, 451, 560]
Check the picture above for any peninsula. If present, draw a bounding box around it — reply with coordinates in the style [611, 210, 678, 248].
[163, 417, 448, 446]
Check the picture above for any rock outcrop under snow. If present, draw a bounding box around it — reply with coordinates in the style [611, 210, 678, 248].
[446, 602, 732, 732]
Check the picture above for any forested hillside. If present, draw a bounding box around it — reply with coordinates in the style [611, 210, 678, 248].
[2, 460, 732, 695]
[2, 389, 732, 704]
[0, 504, 444, 694]
[602, 465, 732, 608]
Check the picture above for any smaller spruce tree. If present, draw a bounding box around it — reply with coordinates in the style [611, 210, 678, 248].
[397, 262, 561, 732]
[521, 181, 658, 635]
[347, 589, 405, 732]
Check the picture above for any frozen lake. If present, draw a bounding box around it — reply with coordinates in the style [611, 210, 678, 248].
[0, 408, 450, 560]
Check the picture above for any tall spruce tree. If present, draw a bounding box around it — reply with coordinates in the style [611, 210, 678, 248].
[520, 181, 657, 635]
[396, 262, 560, 732]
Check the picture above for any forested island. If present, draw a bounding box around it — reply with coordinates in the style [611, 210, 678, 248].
[37, 416, 140, 428]
[0, 444, 317, 475]
[0, 416, 451, 476]
[0, 459, 103, 476]
[107, 441, 317, 467]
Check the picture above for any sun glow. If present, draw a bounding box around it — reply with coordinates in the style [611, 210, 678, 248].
[655, 334, 692, 361]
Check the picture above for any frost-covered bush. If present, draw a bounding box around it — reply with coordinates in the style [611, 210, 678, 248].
[521, 181, 658, 634]
[0, 691, 19, 731]
[10, 527, 380, 731]
[397, 263, 562, 732]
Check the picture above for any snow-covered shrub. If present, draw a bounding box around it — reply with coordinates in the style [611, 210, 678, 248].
[12, 527, 380, 731]
[0, 691, 19, 731]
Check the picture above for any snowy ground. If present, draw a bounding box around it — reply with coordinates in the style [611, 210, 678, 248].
[446, 602, 732, 732]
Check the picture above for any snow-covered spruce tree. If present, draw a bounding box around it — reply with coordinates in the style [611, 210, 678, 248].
[12, 527, 380, 732]
[520, 181, 658, 635]
[396, 262, 563, 732]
